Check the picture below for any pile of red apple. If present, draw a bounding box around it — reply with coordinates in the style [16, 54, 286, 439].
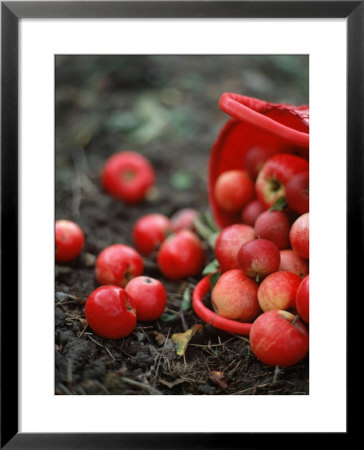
[202, 148, 310, 368]
[56, 136, 310, 371]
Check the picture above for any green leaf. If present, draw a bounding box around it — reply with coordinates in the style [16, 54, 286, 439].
[181, 287, 191, 311]
[210, 272, 221, 288]
[208, 231, 219, 248]
[202, 210, 219, 233]
[170, 171, 194, 190]
[202, 259, 220, 275]
[160, 312, 178, 322]
[270, 196, 288, 212]
[193, 216, 218, 248]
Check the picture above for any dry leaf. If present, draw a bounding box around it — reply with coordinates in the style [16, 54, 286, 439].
[153, 331, 167, 346]
[158, 378, 185, 389]
[171, 324, 203, 356]
[209, 371, 228, 390]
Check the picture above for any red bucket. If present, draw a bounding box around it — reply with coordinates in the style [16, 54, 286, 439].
[209, 93, 309, 229]
[193, 93, 309, 335]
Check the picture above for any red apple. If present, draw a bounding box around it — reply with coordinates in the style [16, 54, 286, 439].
[132, 213, 172, 255]
[95, 244, 144, 287]
[241, 200, 266, 227]
[214, 224, 255, 272]
[237, 239, 280, 281]
[249, 309, 309, 367]
[84, 285, 137, 340]
[295, 274, 309, 323]
[170, 208, 200, 232]
[255, 153, 309, 208]
[157, 230, 205, 280]
[125, 276, 167, 321]
[285, 171, 309, 214]
[214, 170, 255, 213]
[279, 249, 309, 278]
[55, 220, 85, 263]
[289, 213, 309, 260]
[254, 210, 290, 250]
[257, 271, 301, 312]
[211, 269, 261, 321]
[244, 146, 278, 180]
[101, 151, 155, 203]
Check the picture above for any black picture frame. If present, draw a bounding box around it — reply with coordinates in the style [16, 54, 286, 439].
[1, 1, 358, 448]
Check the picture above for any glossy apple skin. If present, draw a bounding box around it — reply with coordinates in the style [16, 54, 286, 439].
[101, 151, 155, 203]
[289, 213, 309, 260]
[170, 208, 200, 232]
[214, 170, 255, 213]
[254, 210, 290, 250]
[244, 146, 279, 180]
[296, 275, 309, 323]
[255, 153, 309, 208]
[249, 309, 309, 367]
[211, 269, 261, 321]
[55, 220, 85, 262]
[237, 239, 280, 281]
[85, 285, 137, 340]
[214, 224, 255, 272]
[157, 230, 205, 280]
[241, 200, 266, 227]
[95, 244, 144, 287]
[257, 271, 302, 312]
[285, 171, 309, 214]
[132, 214, 172, 255]
[279, 249, 309, 278]
[125, 276, 167, 321]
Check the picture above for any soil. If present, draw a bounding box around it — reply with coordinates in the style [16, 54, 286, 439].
[55, 55, 309, 395]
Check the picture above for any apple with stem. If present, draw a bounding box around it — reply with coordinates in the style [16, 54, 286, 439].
[279, 249, 309, 278]
[125, 276, 167, 321]
[237, 239, 280, 282]
[249, 309, 309, 367]
[255, 153, 309, 208]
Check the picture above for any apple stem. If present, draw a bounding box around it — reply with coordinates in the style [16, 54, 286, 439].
[255, 273, 260, 283]
[291, 314, 299, 326]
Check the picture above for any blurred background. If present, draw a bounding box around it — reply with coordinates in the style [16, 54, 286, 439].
[55, 55, 308, 245]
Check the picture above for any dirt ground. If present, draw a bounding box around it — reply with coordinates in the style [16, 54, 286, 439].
[55, 55, 309, 395]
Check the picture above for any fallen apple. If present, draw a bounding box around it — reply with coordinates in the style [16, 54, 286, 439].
[249, 309, 309, 367]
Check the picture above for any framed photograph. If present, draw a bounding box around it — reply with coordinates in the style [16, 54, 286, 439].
[1, 1, 358, 447]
